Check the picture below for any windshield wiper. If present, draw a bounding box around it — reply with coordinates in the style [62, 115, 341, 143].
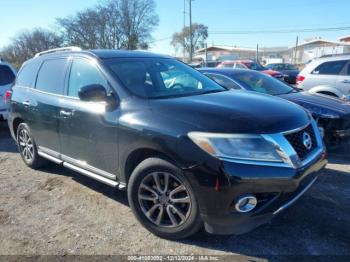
[198, 89, 226, 95]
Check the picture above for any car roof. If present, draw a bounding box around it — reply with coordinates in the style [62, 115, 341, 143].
[314, 54, 350, 62]
[266, 63, 292, 65]
[220, 60, 253, 63]
[33, 49, 172, 60]
[90, 49, 172, 59]
[198, 68, 252, 77]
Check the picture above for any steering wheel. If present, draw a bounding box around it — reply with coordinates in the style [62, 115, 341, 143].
[168, 83, 185, 89]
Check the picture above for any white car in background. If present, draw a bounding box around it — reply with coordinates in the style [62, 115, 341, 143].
[297, 54, 350, 100]
[0, 59, 16, 120]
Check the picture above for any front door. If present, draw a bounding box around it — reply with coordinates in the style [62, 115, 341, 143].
[59, 57, 119, 177]
[337, 60, 350, 97]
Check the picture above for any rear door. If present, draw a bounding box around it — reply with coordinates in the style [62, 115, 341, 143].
[29, 58, 69, 155]
[58, 57, 119, 176]
[337, 60, 350, 97]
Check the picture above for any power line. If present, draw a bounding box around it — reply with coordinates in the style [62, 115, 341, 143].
[209, 26, 350, 35]
[210, 22, 350, 31]
[149, 36, 173, 43]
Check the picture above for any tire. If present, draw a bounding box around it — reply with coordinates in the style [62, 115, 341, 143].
[128, 157, 203, 239]
[17, 123, 47, 169]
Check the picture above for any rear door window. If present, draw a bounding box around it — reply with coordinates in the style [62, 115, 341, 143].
[312, 60, 347, 75]
[36, 58, 68, 95]
[0, 65, 15, 86]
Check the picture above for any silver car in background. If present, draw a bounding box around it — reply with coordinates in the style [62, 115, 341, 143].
[0, 59, 16, 120]
[297, 54, 350, 100]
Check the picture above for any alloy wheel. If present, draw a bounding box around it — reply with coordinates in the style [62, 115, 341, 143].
[138, 172, 192, 228]
[18, 129, 34, 163]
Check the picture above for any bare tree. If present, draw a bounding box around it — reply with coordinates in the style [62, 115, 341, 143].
[0, 28, 63, 68]
[57, 0, 159, 50]
[171, 23, 208, 60]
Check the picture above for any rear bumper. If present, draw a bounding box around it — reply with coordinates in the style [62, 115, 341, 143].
[187, 149, 327, 235]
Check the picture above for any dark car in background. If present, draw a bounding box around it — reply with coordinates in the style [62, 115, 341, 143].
[266, 63, 300, 84]
[199, 68, 350, 146]
[217, 60, 284, 80]
[0, 59, 16, 120]
[7, 47, 326, 239]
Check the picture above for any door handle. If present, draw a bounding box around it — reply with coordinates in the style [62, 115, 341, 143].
[339, 79, 350, 84]
[22, 100, 31, 106]
[59, 109, 74, 117]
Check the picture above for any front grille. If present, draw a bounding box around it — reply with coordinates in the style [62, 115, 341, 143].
[285, 124, 317, 161]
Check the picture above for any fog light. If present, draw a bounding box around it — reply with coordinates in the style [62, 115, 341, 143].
[235, 195, 257, 213]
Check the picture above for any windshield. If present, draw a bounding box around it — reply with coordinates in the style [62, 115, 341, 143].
[233, 71, 295, 95]
[105, 58, 225, 98]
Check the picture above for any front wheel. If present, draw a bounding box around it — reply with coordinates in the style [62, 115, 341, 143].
[128, 158, 202, 239]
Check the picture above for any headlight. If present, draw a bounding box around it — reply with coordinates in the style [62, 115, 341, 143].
[188, 132, 283, 162]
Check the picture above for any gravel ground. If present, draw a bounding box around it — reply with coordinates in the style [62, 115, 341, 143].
[0, 121, 349, 261]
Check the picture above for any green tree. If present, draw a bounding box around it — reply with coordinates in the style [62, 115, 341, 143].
[171, 23, 208, 59]
[0, 28, 63, 68]
[57, 0, 159, 50]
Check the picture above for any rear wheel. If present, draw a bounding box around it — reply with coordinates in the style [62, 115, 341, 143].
[17, 123, 47, 169]
[128, 158, 202, 239]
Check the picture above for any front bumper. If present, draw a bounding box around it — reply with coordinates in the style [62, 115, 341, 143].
[320, 116, 350, 142]
[185, 148, 327, 235]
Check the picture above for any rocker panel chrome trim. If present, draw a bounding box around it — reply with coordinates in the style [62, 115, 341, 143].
[63, 162, 119, 187]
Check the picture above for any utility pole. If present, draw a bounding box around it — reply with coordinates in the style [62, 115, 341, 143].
[183, 0, 186, 61]
[189, 0, 193, 62]
[294, 36, 299, 64]
[256, 44, 259, 63]
[205, 42, 208, 67]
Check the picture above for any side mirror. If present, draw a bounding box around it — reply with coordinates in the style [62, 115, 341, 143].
[78, 84, 108, 102]
[78, 84, 119, 110]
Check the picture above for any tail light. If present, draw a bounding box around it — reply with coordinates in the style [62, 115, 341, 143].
[4, 90, 12, 104]
[296, 75, 305, 85]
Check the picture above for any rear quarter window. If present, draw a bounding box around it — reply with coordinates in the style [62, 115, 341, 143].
[0, 65, 15, 86]
[16, 60, 41, 87]
[36, 58, 68, 95]
[312, 60, 347, 75]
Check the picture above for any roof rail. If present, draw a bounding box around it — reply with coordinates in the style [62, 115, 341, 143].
[319, 52, 350, 59]
[34, 46, 82, 58]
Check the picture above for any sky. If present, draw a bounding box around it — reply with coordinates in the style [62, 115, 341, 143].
[0, 0, 349, 55]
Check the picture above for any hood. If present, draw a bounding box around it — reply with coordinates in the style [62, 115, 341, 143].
[279, 91, 350, 118]
[151, 90, 310, 134]
[262, 69, 283, 77]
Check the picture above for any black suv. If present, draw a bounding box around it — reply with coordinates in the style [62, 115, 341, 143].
[7, 47, 327, 239]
